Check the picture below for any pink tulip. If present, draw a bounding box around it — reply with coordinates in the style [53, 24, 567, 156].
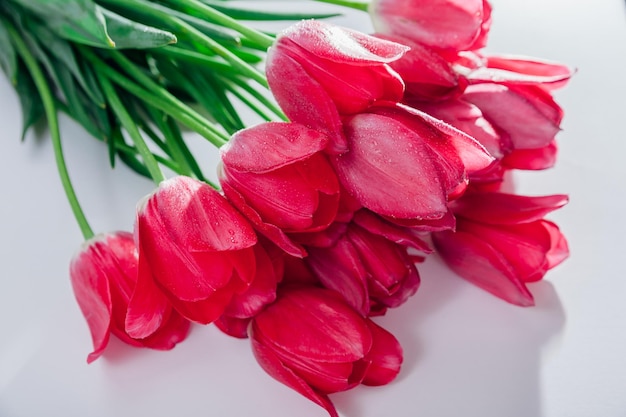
[369, 0, 492, 53]
[250, 287, 403, 417]
[332, 104, 493, 220]
[378, 34, 468, 101]
[129, 176, 258, 333]
[432, 190, 569, 306]
[462, 83, 564, 151]
[306, 210, 429, 316]
[215, 240, 285, 338]
[266, 20, 409, 153]
[220, 122, 341, 258]
[464, 54, 574, 91]
[70, 232, 190, 363]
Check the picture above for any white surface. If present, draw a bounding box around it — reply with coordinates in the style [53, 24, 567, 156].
[1, 1, 626, 417]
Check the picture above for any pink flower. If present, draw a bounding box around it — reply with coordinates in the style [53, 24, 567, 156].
[462, 83, 563, 153]
[378, 34, 468, 101]
[215, 240, 285, 339]
[369, 0, 492, 53]
[250, 287, 403, 417]
[220, 122, 341, 257]
[70, 232, 190, 363]
[306, 210, 429, 316]
[432, 190, 569, 306]
[462, 53, 574, 91]
[332, 104, 493, 221]
[128, 176, 259, 334]
[266, 20, 408, 153]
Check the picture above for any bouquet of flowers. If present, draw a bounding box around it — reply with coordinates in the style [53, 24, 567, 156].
[0, 0, 572, 415]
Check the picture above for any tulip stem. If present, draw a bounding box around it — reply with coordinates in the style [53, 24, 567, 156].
[313, 0, 370, 12]
[163, 0, 275, 49]
[97, 74, 166, 185]
[5, 20, 95, 240]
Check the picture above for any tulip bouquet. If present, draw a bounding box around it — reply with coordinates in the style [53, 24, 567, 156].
[1, 0, 572, 415]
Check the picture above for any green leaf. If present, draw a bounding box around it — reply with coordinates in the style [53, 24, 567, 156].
[8, 0, 115, 47]
[27, 21, 105, 106]
[199, 0, 342, 20]
[101, 8, 177, 49]
[0, 20, 18, 83]
[14, 63, 44, 140]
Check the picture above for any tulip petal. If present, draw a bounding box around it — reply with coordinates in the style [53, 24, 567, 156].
[266, 48, 347, 153]
[137, 177, 257, 301]
[281, 20, 408, 64]
[463, 84, 563, 150]
[459, 220, 554, 283]
[215, 315, 252, 339]
[139, 310, 191, 350]
[70, 238, 114, 364]
[362, 320, 403, 386]
[250, 336, 339, 417]
[253, 288, 373, 361]
[353, 210, 432, 253]
[432, 229, 535, 306]
[544, 220, 570, 269]
[307, 238, 371, 316]
[334, 113, 448, 220]
[221, 122, 329, 172]
[479, 54, 574, 90]
[224, 244, 281, 319]
[125, 246, 172, 339]
[370, 0, 487, 51]
[221, 181, 307, 258]
[451, 192, 569, 225]
[502, 141, 558, 170]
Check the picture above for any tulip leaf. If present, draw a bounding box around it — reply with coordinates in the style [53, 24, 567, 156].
[27, 21, 105, 106]
[100, 8, 177, 49]
[0, 21, 18, 83]
[8, 0, 115, 47]
[14, 63, 44, 140]
[198, 0, 341, 21]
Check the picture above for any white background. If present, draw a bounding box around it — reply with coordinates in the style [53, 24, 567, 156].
[1, 1, 625, 416]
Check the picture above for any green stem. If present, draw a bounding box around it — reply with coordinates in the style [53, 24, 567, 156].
[80, 49, 229, 148]
[165, 0, 275, 49]
[98, 74, 165, 185]
[99, 0, 268, 86]
[313, 0, 370, 12]
[5, 20, 95, 240]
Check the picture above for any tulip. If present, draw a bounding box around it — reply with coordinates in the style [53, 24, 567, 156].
[461, 83, 563, 151]
[369, 0, 492, 53]
[378, 34, 468, 101]
[266, 20, 409, 153]
[220, 122, 341, 257]
[432, 190, 569, 306]
[332, 104, 493, 221]
[70, 232, 190, 363]
[129, 176, 258, 333]
[463, 54, 574, 91]
[215, 240, 284, 338]
[307, 210, 429, 316]
[250, 287, 403, 417]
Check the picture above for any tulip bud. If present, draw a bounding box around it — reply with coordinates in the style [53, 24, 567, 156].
[250, 287, 402, 417]
[266, 20, 409, 153]
[70, 232, 190, 363]
[129, 176, 259, 332]
[432, 189, 569, 306]
[369, 0, 492, 53]
[220, 122, 341, 257]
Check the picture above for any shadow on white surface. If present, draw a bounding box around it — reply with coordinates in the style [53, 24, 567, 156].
[332, 261, 565, 417]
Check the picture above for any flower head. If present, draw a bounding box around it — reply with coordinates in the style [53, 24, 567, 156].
[70, 231, 190, 363]
[129, 176, 259, 332]
[250, 286, 402, 417]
